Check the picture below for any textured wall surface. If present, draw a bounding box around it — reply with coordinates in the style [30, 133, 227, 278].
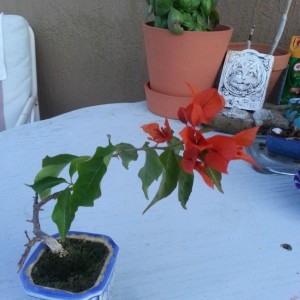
[219, 0, 300, 47]
[1, 0, 299, 118]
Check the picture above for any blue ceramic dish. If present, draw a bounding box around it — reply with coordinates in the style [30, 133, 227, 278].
[20, 231, 119, 300]
[266, 134, 300, 160]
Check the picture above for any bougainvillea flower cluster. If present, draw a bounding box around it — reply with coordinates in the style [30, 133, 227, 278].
[142, 84, 259, 193]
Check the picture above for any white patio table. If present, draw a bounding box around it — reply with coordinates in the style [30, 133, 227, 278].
[0, 101, 299, 300]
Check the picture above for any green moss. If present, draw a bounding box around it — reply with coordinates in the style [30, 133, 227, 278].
[31, 237, 109, 293]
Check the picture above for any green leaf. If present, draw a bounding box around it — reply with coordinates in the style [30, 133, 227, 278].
[34, 154, 78, 199]
[52, 188, 75, 241]
[143, 149, 180, 213]
[182, 12, 194, 30]
[206, 167, 223, 193]
[196, 12, 206, 27]
[34, 165, 68, 200]
[178, 168, 194, 209]
[170, 136, 184, 154]
[138, 146, 163, 200]
[71, 145, 115, 209]
[42, 154, 78, 167]
[115, 143, 138, 169]
[167, 7, 184, 34]
[28, 177, 67, 195]
[154, 0, 173, 17]
[69, 156, 91, 178]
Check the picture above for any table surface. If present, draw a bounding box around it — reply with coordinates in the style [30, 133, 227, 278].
[0, 101, 299, 300]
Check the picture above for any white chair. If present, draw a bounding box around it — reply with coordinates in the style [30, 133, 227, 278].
[0, 13, 40, 131]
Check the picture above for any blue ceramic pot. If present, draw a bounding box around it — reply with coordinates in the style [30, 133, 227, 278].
[20, 231, 119, 300]
[266, 134, 300, 160]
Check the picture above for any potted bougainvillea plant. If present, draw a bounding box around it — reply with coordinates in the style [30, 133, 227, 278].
[18, 84, 259, 300]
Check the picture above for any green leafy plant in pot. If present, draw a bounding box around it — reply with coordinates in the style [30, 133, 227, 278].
[267, 99, 300, 160]
[18, 85, 259, 299]
[143, 0, 233, 119]
[145, 0, 220, 34]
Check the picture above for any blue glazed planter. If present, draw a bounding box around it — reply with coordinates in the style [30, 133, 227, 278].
[20, 231, 119, 300]
[266, 134, 300, 160]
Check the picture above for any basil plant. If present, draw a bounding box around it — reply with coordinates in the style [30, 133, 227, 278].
[145, 0, 220, 34]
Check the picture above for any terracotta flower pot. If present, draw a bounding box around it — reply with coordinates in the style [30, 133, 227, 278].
[143, 22, 233, 119]
[228, 43, 291, 102]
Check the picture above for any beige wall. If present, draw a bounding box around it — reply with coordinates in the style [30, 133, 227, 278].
[1, 0, 299, 119]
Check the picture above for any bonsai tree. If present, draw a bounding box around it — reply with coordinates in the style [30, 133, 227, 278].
[18, 85, 259, 271]
[145, 0, 220, 34]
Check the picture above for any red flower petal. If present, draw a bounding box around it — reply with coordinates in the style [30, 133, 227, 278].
[194, 163, 215, 189]
[181, 148, 198, 173]
[179, 126, 211, 152]
[233, 126, 259, 147]
[141, 119, 173, 143]
[193, 89, 225, 124]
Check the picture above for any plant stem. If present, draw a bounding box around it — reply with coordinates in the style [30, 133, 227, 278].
[112, 140, 184, 157]
[18, 193, 68, 272]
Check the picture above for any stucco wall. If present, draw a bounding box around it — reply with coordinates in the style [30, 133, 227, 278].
[219, 0, 299, 47]
[1, 0, 299, 119]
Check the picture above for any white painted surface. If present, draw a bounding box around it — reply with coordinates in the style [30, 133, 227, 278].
[0, 101, 299, 300]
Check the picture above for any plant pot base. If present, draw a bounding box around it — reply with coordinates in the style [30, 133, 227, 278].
[145, 82, 191, 119]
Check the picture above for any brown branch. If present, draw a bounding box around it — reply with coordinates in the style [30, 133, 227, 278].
[18, 192, 68, 272]
[17, 231, 40, 272]
[36, 191, 62, 208]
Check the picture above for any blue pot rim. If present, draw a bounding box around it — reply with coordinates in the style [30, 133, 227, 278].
[20, 231, 119, 299]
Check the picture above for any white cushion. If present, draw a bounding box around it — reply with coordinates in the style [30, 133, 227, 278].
[1, 14, 32, 129]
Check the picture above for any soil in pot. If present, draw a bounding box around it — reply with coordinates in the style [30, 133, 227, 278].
[269, 127, 300, 139]
[31, 237, 109, 293]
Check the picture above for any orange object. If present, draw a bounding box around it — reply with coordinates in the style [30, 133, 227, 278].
[145, 82, 191, 119]
[143, 23, 233, 97]
[143, 22, 233, 119]
[289, 36, 300, 58]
